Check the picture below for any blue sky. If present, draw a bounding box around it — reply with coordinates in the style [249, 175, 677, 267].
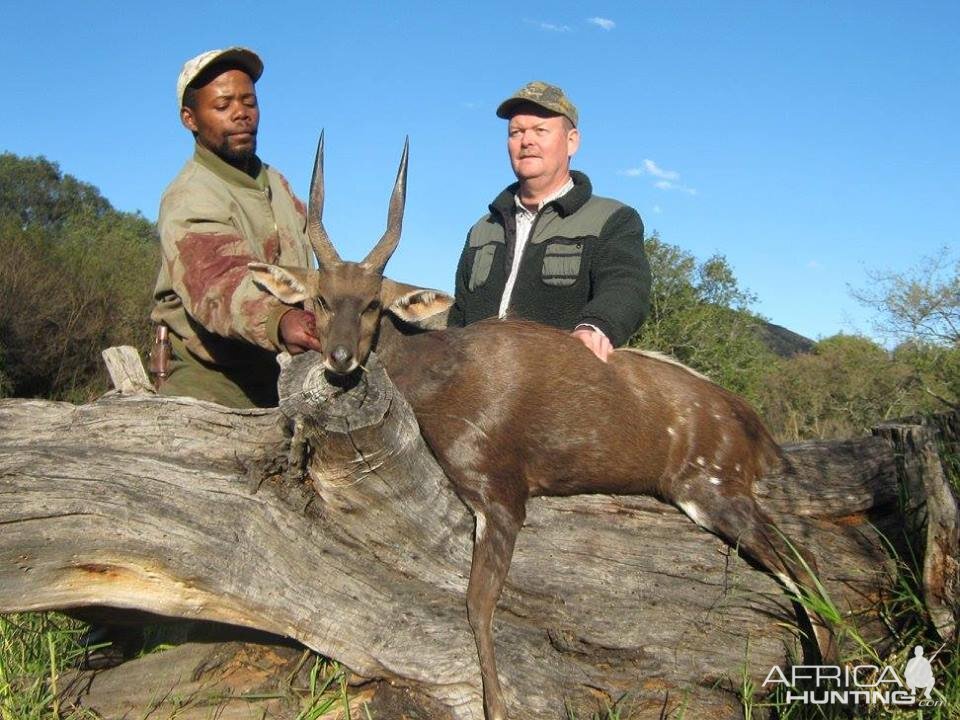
[2, 1, 957, 342]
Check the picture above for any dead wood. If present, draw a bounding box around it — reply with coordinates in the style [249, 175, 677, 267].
[0, 349, 957, 719]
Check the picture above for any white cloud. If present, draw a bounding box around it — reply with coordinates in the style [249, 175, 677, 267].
[617, 158, 697, 195]
[652, 205, 662, 214]
[587, 17, 615, 30]
[619, 158, 697, 195]
[807, 260, 821, 269]
[643, 159, 680, 181]
[535, 20, 572, 32]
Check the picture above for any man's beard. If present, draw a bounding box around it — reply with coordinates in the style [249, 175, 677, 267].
[217, 134, 257, 166]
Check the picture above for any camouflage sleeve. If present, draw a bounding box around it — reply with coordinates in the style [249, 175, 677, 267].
[158, 186, 289, 352]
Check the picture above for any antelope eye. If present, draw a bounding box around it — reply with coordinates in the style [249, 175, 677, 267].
[365, 299, 381, 313]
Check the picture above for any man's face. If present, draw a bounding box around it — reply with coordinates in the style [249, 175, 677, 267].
[507, 109, 579, 186]
[181, 68, 259, 165]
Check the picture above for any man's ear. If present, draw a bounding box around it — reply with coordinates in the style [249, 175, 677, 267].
[181, 106, 198, 133]
[248, 263, 311, 304]
[381, 278, 454, 325]
[566, 126, 580, 158]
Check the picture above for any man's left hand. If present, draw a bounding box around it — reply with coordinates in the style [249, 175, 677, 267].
[280, 308, 323, 355]
[572, 327, 613, 362]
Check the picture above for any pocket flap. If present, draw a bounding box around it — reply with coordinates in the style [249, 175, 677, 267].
[541, 239, 584, 287]
[468, 243, 499, 291]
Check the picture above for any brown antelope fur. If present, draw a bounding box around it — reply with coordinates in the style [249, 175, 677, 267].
[250, 135, 835, 720]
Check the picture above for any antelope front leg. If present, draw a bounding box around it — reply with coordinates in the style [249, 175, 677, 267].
[465, 500, 525, 720]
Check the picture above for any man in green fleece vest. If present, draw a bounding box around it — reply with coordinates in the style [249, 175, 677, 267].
[448, 81, 651, 361]
[151, 47, 321, 407]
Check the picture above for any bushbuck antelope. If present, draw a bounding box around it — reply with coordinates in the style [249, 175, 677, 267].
[249, 135, 835, 720]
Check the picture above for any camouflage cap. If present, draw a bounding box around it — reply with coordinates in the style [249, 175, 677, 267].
[176, 46, 264, 107]
[496, 81, 578, 127]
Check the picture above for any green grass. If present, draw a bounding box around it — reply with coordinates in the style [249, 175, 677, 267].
[737, 448, 960, 719]
[0, 614, 367, 720]
[737, 555, 959, 719]
[0, 613, 94, 720]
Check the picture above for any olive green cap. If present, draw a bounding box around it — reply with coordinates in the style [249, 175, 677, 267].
[496, 81, 578, 127]
[177, 46, 263, 108]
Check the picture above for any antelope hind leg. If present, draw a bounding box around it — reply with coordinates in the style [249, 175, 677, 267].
[674, 485, 836, 662]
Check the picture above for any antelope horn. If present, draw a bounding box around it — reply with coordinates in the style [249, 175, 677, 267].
[307, 130, 341, 266]
[362, 137, 409, 272]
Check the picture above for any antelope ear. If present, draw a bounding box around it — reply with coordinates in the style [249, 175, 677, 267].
[381, 278, 454, 326]
[248, 263, 311, 304]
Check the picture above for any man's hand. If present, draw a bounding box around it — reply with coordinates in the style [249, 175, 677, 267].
[279, 309, 323, 355]
[571, 326, 613, 362]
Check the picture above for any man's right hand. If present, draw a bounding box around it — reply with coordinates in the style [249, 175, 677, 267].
[279, 309, 323, 355]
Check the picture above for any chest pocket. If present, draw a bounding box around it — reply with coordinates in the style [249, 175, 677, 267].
[541, 239, 584, 287]
[468, 243, 499, 291]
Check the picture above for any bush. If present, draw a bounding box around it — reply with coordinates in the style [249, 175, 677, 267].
[0, 154, 159, 401]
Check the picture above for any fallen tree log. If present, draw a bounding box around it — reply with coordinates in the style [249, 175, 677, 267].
[1, 350, 957, 719]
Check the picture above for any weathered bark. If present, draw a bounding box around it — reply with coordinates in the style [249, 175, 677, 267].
[0, 350, 957, 719]
[101, 345, 155, 396]
[874, 415, 960, 640]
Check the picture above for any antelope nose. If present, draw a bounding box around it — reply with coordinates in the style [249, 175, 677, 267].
[330, 345, 353, 372]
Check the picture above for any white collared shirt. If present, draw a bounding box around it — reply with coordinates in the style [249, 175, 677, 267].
[498, 177, 575, 318]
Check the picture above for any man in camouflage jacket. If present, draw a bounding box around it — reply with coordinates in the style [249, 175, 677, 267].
[151, 47, 320, 407]
[448, 82, 650, 361]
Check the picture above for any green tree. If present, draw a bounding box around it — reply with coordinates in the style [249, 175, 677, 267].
[852, 249, 959, 411]
[0, 154, 159, 401]
[631, 233, 778, 402]
[0, 153, 111, 231]
[854, 248, 960, 346]
[891, 340, 960, 410]
[756, 334, 934, 441]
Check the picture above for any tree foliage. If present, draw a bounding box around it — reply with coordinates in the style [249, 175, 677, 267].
[629, 233, 957, 441]
[758, 335, 906, 441]
[0, 154, 111, 231]
[854, 248, 960, 346]
[631, 232, 778, 402]
[756, 335, 959, 442]
[0, 153, 159, 401]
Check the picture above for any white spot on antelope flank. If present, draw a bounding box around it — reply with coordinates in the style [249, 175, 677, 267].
[734, 463, 742, 473]
[695, 456, 706, 466]
[712, 463, 722, 471]
[667, 427, 676, 437]
[708, 476, 722, 485]
[678, 500, 711, 530]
